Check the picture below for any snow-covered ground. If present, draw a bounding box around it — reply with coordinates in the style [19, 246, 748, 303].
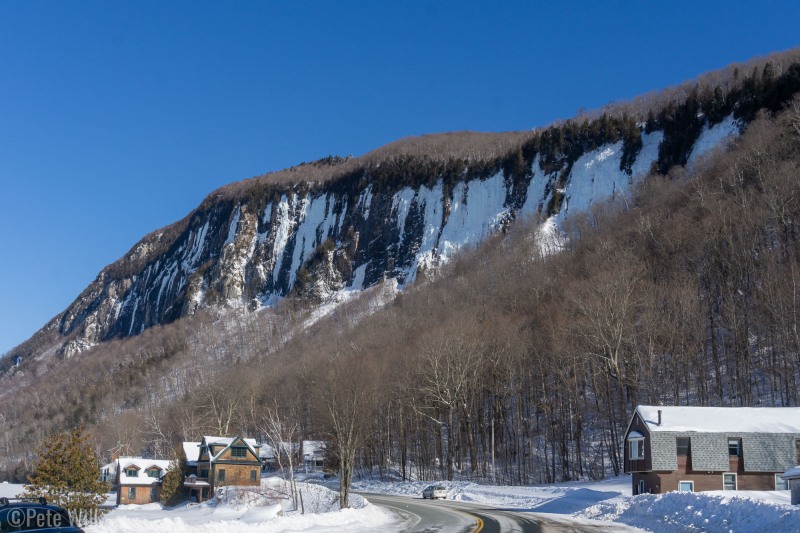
[579, 489, 799, 532]
[0, 479, 395, 533]
[353, 476, 800, 532]
[6, 474, 800, 532]
[0, 481, 21, 499]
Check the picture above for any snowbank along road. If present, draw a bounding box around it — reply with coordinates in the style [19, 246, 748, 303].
[361, 493, 643, 532]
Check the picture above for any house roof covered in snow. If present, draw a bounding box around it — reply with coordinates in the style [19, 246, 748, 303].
[201, 435, 260, 462]
[628, 406, 800, 473]
[182, 441, 200, 465]
[203, 436, 259, 448]
[117, 457, 172, 486]
[634, 405, 800, 434]
[782, 466, 800, 479]
[302, 440, 326, 459]
[259, 444, 276, 460]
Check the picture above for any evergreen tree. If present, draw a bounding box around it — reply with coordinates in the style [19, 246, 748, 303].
[762, 61, 776, 84]
[23, 427, 108, 519]
[159, 453, 186, 506]
[504, 148, 527, 181]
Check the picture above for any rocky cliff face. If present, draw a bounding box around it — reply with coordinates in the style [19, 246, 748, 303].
[11, 114, 742, 360]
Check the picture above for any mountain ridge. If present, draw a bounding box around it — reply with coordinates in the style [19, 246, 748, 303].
[5, 49, 800, 371]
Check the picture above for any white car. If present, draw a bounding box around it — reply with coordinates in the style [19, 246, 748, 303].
[422, 485, 447, 500]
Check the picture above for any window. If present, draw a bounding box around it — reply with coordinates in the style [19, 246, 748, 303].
[638, 480, 645, 495]
[217, 469, 226, 482]
[128, 487, 137, 500]
[150, 487, 158, 501]
[200, 469, 209, 478]
[231, 446, 247, 458]
[676, 438, 691, 456]
[728, 438, 742, 457]
[251, 469, 258, 482]
[125, 468, 139, 477]
[628, 433, 644, 461]
[147, 468, 161, 478]
[796, 439, 800, 464]
[723, 473, 737, 491]
[678, 481, 694, 492]
[776, 474, 789, 491]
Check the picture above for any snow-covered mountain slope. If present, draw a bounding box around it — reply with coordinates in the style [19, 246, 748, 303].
[8, 115, 742, 360]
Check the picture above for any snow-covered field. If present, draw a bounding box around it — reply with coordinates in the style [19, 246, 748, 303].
[5, 474, 800, 532]
[0, 479, 395, 533]
[0, 481, 21, 499]
[353, 476, 800, 532]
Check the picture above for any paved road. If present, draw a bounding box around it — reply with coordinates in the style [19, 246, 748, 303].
[361, 493, 640, 533]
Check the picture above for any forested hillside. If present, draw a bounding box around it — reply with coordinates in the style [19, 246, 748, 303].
[2, 51, 800, 487]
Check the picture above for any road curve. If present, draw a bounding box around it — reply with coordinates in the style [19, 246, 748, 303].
[361, 493, 641, 533]
[362, 493, 477, 532]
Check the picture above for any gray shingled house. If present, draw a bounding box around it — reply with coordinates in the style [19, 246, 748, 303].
[624, 405, 800, 494]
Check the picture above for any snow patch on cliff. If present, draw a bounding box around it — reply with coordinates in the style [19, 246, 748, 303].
[392, 187, 417, 244]
[407, 182, 445, 281]
[224, 207, 241, 246]
[687, 114, 739, 167]
[519, 154, 554, 218]
[560, 141, 626, 217]
[437, 173, 508, 258]
[631, 130, 663, 179]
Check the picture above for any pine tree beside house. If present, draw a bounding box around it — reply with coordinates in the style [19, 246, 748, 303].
[159, 453, 186, 506]
[23, 427, 109, 519]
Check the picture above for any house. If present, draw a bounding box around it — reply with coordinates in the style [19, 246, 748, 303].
[100, 461, 118, 485]
[301, 440, 327, 472]
[256, 440, 327, 473]
[183, 436, 261, 503]
[116, 457, 171, 505]
[624, 405, 800, 494]
[258, 444, 278, 472]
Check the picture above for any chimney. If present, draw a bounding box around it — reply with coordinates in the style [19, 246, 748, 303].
[657, 410, 662, 426]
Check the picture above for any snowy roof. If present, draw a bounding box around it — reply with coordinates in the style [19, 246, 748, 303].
[117, 457, 171, 486]
[635, 405, 800, 434]
[302, 440, 326, 459]
[203, 436, 259, 448]
[183, 475, 211, 487]
[259, 444, 276, 460]
[201, 436, 260, 462]
[782, 466, 800, 479]
[183, 441, 201, 465]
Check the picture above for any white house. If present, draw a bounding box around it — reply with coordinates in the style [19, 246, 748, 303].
[116, 457, 172, 505]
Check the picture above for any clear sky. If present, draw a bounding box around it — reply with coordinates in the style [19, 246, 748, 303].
[1, 1, 799, 354]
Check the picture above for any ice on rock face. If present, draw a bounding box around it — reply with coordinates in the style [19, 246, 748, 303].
[58, 119, 745, 352]
[392, 187, 417, 245]
[436, 173, 507, 259]
[687, 114, 739, 167]
[559, 141, 625, 218]
[224, 207, 241, 246]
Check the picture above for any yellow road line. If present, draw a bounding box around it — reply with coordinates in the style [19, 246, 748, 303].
[450, 507, 484, 533]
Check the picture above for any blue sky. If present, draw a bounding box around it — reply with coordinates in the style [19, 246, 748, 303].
[1, 1, 799, 354]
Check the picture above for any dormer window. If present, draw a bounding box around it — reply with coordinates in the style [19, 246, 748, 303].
[676, 437, 690, 456]
[628, 432, 645, 460]
[146, 467, 162, 478]
[728, 438, 742, 457]
[125, 468, 139, 477]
